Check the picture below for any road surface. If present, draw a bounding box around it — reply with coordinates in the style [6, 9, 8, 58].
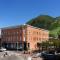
[0, 51, 43, 60]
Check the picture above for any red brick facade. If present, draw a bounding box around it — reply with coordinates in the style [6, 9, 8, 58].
[1, 24, 49, 51]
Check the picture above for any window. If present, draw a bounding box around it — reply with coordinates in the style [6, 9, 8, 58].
[23, 29, 25, 33]
[39, 32, 41, 35]
[37, 32, 38, 34]
[13, 32, 15, 35]
[17, 31, 19, 34]
[31, 37, 32, 40]
[8, 37, 10, 41]
[20, 36, 22, 41]
[8, 32, 10, 35]
[33, 31, 35, 34]
[39, 38, 41, 40]
[37, 38, 38, 40]
[20, 43, 22, 48]
[24, 37, 25, 41]
[10, 36, 12, 41]
[17, 36, 18, 40]
[33, 37, 36, 41]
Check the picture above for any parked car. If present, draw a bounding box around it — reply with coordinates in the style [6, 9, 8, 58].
[0, 47, 6, 52]
[32, 53, 42, 58]
[41, 51, 60, 60]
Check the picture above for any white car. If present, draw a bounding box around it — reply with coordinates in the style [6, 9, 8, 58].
[0, 47, 6, 52]
[32, 53, 42, 58]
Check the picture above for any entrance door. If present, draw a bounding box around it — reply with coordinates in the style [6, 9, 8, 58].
[24, 42, 27, 50]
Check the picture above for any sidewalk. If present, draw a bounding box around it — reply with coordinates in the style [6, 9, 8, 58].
[6, 51, 43, 60]
[19, 53, 43, 60]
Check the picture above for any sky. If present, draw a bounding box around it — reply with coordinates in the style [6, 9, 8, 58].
[0, 0, 60, 28]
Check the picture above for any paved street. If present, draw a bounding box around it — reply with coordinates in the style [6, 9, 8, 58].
[1, 55, 24, 60]
[0, 51, 43, 60]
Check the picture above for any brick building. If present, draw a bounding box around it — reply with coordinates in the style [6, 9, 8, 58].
[1, 24, 49, 51]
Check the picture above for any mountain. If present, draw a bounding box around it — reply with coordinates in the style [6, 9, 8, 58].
[26, 15, 55, 30]
[26, 15, 60, 36]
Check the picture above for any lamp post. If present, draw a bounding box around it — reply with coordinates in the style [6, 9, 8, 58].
[17, 41, 18, 52]
[16, 32, 18, 52]
[24, 37, 26, 54]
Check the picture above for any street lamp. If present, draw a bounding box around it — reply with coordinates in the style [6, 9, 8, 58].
[16, 32, 18, 52]
[17, 41, 18, 52]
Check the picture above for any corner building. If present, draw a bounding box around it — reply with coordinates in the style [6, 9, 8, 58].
[1, 24, 49, 51]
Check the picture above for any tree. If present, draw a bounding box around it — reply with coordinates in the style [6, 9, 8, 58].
[57, 30, 60, 40]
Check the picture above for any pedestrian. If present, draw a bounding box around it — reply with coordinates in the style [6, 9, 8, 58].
[3, 53, 6, 57]
[5, 52, 8, 55]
